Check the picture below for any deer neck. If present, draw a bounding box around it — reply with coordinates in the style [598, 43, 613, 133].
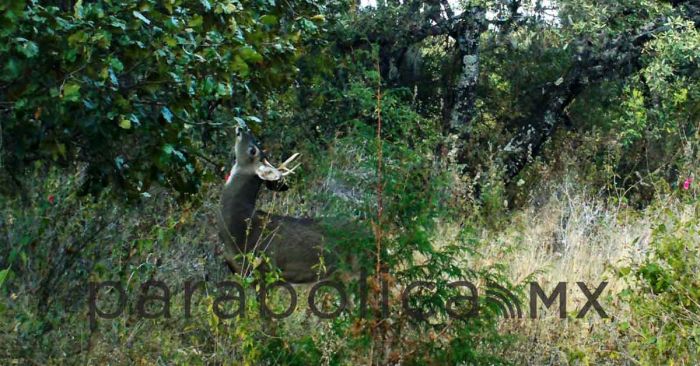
[221, 166, 263, 246]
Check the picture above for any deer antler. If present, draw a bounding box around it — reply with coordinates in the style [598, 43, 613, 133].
[262, 153, 301, 178]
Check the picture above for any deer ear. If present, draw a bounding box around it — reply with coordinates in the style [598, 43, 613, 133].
[265, 180, 289, 192]
[255, 155, 297, 191]
[255, 164, 282, 181]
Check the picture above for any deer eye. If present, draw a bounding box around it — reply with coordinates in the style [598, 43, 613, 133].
[249, 146, 257, 156]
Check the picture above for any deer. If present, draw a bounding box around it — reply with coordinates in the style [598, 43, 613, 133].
[218, 127, 344, 283]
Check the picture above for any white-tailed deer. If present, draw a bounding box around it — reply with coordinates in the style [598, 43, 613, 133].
[218, 127, 339, 283]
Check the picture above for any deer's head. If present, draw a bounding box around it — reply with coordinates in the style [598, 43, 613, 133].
[226, 126, 300, 189]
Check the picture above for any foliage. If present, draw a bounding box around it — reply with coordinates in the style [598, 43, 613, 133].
[1, 0, 699, 364]
[618, 202, 700, 364]
[0, 128, 512, 364]
[1, 0, 325, 197]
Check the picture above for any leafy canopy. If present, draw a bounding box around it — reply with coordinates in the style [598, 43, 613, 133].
[0, 0, 325, 198]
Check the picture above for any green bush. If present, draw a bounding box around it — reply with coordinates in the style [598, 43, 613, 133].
[0, 0, 323, 197]
[619, 203, 700, 363]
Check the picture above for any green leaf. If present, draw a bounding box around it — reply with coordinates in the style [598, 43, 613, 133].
[133, 11, 151, 24]
[309, 14, 325, 22]
[161, 107, 173, 123]
[215, 82, 231, 97]
[109, 57, 124, 72]
[119, 118, 131, 129]
[62, 83, 81, 102]
[110, 18, 127, 30]
[0, 268, 10, 288]
[261, 15, 278, 25]
[172, 149, 185, 161]
[230, 55, 249, 76]
[239, 46, 263, 63]
[189, 15, 203, 28]
[1, 58, 22, 81]
[618, 267, 631, 276]
[16, 40, 39, 58]
[108, 69, 119, 86]
[115, 156, 125, 170]
[68, 30, 88, 45]
[300, 19, 317, 32]
[223, 3, 236, 14]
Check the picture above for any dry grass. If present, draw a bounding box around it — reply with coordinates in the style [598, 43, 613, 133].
[464, 178, 697, 365]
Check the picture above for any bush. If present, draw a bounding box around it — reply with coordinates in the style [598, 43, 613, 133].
[619, 202, 700, 363]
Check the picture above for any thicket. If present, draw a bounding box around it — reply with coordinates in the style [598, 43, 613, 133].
[1, 0, 698, 364]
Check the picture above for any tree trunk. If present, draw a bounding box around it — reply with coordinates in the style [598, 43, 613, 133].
[445, 8, 487, 165]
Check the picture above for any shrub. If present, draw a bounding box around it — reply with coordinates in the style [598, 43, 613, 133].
[619, 202, 700, 363]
